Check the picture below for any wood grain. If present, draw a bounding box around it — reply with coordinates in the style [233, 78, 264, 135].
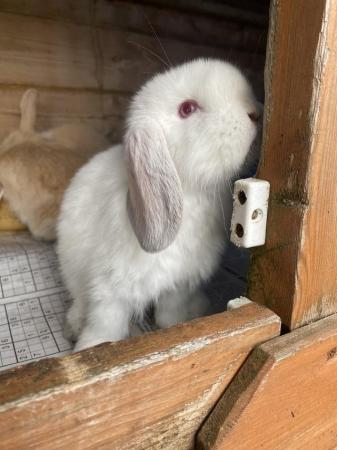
[142, 0, 269, 26]
[197, 312, 337, 449]
[0, 303, 280, 449]
[99, 28, 264, 93]
[248, 0, 337, 328]
[0, 0, 269, 29]
[0, 9, 265, 91]
[0, 87, 128, 142]
[95, 1, 267, 54]
[0, 0, 92, 24]
[0, 12, 98, 89]
[0, 0, 268, 56]
[0, 3, 265, 140]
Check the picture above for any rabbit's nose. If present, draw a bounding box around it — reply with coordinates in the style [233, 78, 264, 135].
[248, 111, 261, 122]
[248, 102, 264, 123]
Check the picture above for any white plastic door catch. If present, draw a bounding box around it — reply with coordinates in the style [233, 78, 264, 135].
[230, 178, 270, 248]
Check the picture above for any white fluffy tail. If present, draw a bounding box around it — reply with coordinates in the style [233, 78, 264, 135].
[19, 88, 38, 133]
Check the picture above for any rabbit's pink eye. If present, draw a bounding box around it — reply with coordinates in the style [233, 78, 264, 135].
[179, 100, 199, 118]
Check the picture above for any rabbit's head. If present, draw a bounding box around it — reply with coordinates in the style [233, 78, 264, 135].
[124, 58, 262, 253]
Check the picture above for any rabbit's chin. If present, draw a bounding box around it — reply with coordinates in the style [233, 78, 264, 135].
[176, 144, 256, 191]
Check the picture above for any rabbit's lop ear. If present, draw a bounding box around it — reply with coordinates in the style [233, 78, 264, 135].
[125, 122, 183, 253]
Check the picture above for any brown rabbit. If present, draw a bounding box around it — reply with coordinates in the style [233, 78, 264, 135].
[0, 89, 110, 240]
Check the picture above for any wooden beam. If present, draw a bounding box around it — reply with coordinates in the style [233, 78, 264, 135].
[0, 303, 279, 449]
[0, 11, 264, 92]
[0, 0, 92, 24]
[95, 1, 267, 54]
[140, 0, 269, 26]
[197, 312, 337, 449]
[0, 0, 270, 28]
[248, 0, 337, 328]
[99, 28, 264, 93]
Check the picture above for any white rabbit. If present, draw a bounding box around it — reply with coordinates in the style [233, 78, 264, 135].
[57, 58, 262, 351]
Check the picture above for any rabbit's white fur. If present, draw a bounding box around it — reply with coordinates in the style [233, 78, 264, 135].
[57, 59, 261, 351]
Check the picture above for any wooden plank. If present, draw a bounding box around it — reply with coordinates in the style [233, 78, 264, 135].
[0, 88, 128, 142]
[0, 0, 270, 28]
[141, 0, 269, 26]
[0, 303, 280, 449]
[0, 114, 123, 144]
[248, 0, 337, 328]
[0, 12, 97, 89]
[197, 312, 337, 450]
[95, 1, 268, 54]
[100, 28, 265, 93]
[0, 0, 268, 56]
[0, 88, 128, 122]
[0, 11, 264, 95]
[0, 0, 91, 24]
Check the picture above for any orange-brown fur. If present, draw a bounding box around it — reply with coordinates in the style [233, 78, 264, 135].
[0, 89, 110, 240]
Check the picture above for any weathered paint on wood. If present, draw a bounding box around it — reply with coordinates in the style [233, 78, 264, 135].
[197, 312, 337, 449]
[248, 0, 337, 329]
[0, 303, 280, 449]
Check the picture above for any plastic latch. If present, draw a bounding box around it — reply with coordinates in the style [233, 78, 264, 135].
[230, 178, 270, 248]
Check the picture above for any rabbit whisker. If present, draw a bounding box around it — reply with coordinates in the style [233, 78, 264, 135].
[216, 183, 229, 240]
[143, 12, 172, 68]
[226, 175, 235, 196]
[127, 40, 170, 69]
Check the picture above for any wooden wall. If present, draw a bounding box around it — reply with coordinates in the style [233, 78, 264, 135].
[0, 0, 268, 143]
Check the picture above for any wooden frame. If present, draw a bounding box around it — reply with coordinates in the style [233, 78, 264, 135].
[196, 1, 337, 446]
[198, 312, 337, 449]
[0, 303, 280, 449]
[248, 0, 337, 330]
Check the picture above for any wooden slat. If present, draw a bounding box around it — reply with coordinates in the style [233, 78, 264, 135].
[0, 0, 269, 74]
[0, 10, 264, 100]
[197, 313, 337, 450]
[0, 12, 98, 89]
[0, 88, 128, 142]
[0, 11, 264, 92]
[0, 0, 270, 29]
[142, 0, 269, 26]
[0, 0, 268, 56]
[0, 303, 280, 449]
[95, 1, 267, 54]
[248, 0, 337, 328]
[0, 0, 92, 24]
[99, 28, 265, 93]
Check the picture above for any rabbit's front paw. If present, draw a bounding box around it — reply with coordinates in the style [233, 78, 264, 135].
[63, 304, 83, 343]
